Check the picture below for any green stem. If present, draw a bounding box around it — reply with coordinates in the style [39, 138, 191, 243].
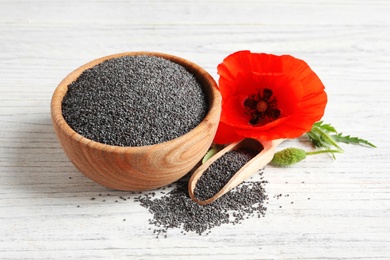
[306, 149, 343, 156]
[311, 125, 343, 151]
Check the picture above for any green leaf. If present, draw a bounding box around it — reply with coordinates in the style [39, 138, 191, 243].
[307, 130, 330, 149]
[314, 121, 337, 133]
[307, 121, 376, 157]
[310, 124, 343, 151]
[202, 144, 223, 164]
[279, 121, 375, 166]
[331, 133, 376, 148]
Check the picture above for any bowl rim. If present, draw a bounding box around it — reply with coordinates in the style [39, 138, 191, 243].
[51, 51, 221, 153]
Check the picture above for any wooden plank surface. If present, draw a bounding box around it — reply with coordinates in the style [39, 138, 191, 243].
[1, 0, 389, 259]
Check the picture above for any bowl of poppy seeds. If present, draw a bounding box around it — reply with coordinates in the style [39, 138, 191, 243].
[51, 52, 221, 191]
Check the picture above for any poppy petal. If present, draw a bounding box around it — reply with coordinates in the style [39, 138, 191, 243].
[214, 51, 327, 144]
[213, 121, 243, 144]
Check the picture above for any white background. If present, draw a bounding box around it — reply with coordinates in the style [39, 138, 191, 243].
[1, 0, 389, 259]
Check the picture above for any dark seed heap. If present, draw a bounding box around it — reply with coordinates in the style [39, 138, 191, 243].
[137, 176, 267, 237]
[136, 148, 265, 237]
[194, 148, 258, 201]
[62, 55, 208, 147]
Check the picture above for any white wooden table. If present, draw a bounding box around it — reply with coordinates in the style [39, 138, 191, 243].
[1, 0, 389, 259]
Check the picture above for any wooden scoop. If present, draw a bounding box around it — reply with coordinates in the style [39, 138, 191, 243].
[188, 138, 284, 205]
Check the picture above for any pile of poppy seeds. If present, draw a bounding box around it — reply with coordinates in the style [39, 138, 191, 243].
[62, 55, 208, 147]
[194, 148, 258, 201]
[136, 149, 268, 237]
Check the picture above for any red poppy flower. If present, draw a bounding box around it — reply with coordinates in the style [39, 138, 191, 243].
[214, 50, 327, 144]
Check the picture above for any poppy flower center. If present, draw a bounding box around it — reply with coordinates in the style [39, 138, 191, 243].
[243, 88, 281, 126]
[256, 101, 268, 113]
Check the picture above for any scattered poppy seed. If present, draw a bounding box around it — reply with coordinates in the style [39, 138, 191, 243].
[87, 149, 274, 238]
[274, 194, 283, 199]
[62, 55, 208, 147]
[137, 173, 268, 237]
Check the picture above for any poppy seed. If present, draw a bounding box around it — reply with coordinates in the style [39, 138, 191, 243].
[194, 148, 258, 201]
[62, 55, 208, 147]
[137, 149, 268, 237]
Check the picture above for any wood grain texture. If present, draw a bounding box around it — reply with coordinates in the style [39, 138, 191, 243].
[1, 0, 389, 259]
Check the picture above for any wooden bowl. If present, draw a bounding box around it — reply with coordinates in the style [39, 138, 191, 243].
[51, 52, 221, 191]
